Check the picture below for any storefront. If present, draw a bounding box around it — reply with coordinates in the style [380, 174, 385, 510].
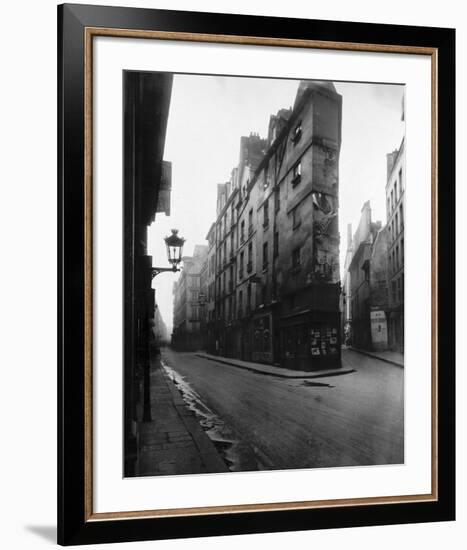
[279, 310, 341, 371]
[251, 312, 273, 364]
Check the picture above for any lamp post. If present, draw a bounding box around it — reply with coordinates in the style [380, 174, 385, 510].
[142, 229, 185, 422]
[151, 229, 186, 279]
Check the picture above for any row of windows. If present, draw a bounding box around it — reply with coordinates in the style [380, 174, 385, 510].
[387, 166, 404, 215]
[389, 203, 404, 242]
[390, 238, 404, 274]
[391, 275, 404, 305]
[219, 193, 301, 276]
[211, 241, 301, 305]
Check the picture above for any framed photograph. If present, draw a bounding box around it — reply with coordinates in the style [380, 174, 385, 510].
[58, 3, 455, 545]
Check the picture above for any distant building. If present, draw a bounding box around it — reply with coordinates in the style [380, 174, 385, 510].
[348, 201, 389, 351]
[385, 139, 405, 351]
[203, 80, 343, 371]
[341, 223, 354, 344]
[152, 302, 169, 347]
[172, 245, 208, 350]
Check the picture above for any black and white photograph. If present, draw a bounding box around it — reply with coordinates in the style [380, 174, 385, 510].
[123, 71, 405, 478]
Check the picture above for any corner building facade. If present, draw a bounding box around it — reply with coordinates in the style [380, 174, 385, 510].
[205, 81, 342, 371]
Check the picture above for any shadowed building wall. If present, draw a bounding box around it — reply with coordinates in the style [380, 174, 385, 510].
[123, 71, 173, 476]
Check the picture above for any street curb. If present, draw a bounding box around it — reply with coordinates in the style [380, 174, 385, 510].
[348, 347, 404, 368]
[161, 368, 229, 473]
[195, 353, 356, 379]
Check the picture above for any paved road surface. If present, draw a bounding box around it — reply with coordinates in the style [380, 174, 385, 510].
[161, 348, 404, 472]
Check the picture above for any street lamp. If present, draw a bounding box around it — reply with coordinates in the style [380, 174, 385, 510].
[151, 229, 185, 279]
[142, 229, 185, 422]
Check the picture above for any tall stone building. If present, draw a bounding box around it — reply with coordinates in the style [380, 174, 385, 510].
[172, 244, 208, 350]
[204, 80, 343, 371]
[347, 201, 390, 351]
[385, 138, 405, 351]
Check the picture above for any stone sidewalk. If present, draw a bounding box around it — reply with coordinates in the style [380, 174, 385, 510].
[195, 353, 355, 378]
[348, 347, 404, 368]
[135, 355, 228, 477]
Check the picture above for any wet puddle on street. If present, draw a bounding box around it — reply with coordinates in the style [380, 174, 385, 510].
[298, 380, 334, 388]
[162, 360, 261, 472]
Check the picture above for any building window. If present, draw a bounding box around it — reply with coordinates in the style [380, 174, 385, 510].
[263, 199, 269, 228]
[395, 212, 399, 236]
[229, 266, 234, 292]
[391, 189, 394, 211]
[401, 238, 404, 265]
[239, 251, 244, 279]
[264, 169, 270, 189]
[191, 290, 199, 301]
[248, 208, 253, 234]
[292, 247, 301, 269]
[292, 121, 302, 144]
[274, 187, 280, 212]
[394, 180, 398, 203]
[263, 242, 269, 270]
[400, 203, 404, 229]
[395, 244, 399, 269]
[363, 262, 370, 282]
[399, 167, 403, 191]
[191, 306, 199, 321]
[240, 220, 245, 243]
[387, 197, 390, 218]
[292, 162, 301, 186]
[223, 241, 227, 265]
[273, 231, 279, 257]
[230, 231, 234, 257]
[247, 242, 253, 272]
[392, 280, 397, 303]
[292, 204, 301, 230]
[261, 285, 267, 304]
[247, 284, 252, 313]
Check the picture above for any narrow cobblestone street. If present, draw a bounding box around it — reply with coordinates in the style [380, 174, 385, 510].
[156, 347, 403, 473]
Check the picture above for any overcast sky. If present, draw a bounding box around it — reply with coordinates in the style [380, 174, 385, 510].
[148, 74, 404, 332]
